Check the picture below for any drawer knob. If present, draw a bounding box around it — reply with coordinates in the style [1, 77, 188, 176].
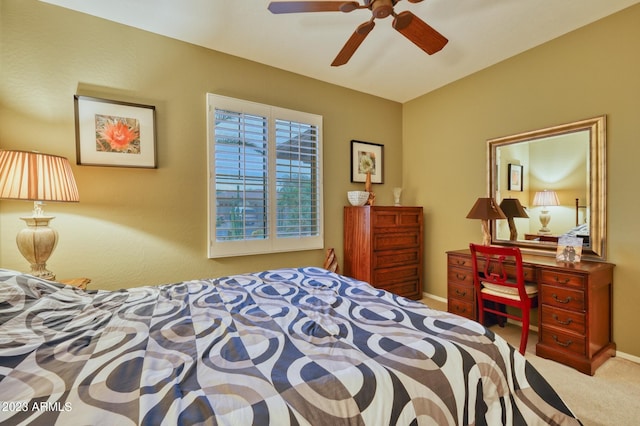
[456, 260, 465, 266]
[554, 276, 571, 284]
[552, 293, 573, 304]
[455, 289, 467, 297]
[455, 306, 467, 313]
[456, 273, 467, 280]
[552, 335, 573, 348]
[552, 314, 573, 325]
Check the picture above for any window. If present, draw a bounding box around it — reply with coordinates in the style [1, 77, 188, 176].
[207, 94, 323, 258]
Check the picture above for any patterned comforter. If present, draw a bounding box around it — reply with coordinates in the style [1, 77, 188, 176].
[0, 267, 579, 425]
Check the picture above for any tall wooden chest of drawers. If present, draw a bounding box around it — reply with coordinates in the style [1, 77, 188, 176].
[446, 249, 615, 375]
[344, 206, 423, 299]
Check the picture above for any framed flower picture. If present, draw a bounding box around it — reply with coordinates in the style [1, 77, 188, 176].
[351, 140, 384, 183]
[74, 95, 157, 168]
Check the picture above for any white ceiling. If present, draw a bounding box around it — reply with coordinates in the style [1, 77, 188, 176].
[41, 0, 639, 103]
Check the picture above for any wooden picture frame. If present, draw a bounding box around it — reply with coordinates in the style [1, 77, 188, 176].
[508, 163, 523, 191]
[351, 140, 384, 183]
[74, 95, 157, 168]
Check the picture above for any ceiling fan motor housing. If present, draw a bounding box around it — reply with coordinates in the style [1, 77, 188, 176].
[372, 0, 394, 19]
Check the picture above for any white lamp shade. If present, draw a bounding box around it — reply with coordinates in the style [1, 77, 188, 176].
[533, 190, 559, 207]
[0, 150, 79, 202]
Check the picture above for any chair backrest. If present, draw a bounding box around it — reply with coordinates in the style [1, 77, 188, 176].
[469, 243, 528, 300]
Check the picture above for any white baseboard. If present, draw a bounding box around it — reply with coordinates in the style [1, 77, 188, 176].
[617, 350, 640, 364]
[422, 292, 447, 303]
[424, 292, 639, 364]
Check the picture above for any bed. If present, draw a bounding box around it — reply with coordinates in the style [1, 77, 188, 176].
[0, 267, 580, 425]
[561, 223, 590, 246]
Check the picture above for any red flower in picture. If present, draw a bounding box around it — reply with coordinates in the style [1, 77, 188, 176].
[95, 114, 141, 153]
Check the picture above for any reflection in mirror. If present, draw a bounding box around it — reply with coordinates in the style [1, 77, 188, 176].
[487, 116, 606, 260]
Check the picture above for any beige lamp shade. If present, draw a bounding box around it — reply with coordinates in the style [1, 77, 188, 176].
[0, 150, 79, 203]
[533, 190, 560, 208]
[466, 197, 506, 245]
[0, 150, 79, 280]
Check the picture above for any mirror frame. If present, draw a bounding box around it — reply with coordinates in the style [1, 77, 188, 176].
[487, 115, 607, 260]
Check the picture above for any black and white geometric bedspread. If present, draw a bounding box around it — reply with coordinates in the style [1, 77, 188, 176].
[0, 267, 579, 425]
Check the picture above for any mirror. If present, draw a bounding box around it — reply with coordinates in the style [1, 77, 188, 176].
[487, 116, 606, 260]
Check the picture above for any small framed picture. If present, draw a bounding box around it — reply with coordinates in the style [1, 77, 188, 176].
[556, 236, 583, 263]
[351, 140, 384, 183]
[508, 163, 523, 191]
[74, 95, 157, 168]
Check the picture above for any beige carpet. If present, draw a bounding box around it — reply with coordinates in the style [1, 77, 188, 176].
[421, 296, 640, 426]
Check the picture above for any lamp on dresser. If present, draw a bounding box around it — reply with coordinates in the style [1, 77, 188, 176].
[499, 198, 529, 241]
[532, 190, 559, 234]
[466, 197, 506, 246]
[0, 150, 79, 280]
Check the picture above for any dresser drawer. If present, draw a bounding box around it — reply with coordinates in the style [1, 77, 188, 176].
[373, 264, 419, 286]
[373, 231, 420, 250]
[448, 298, 475, 320]
[540, 284, 585, 311]
[540, 327, 586, 357]
[541, 305, 586, 335]
[502, 264, 537, 282]
[373, 248, 420, 269]
[447, 266, 474, 286]
[448, 282, 474, 303]
[448, 254, 473, 269]
[540, 269, 585, 289]
[379, 280, 420, 299]
[372, 208, 422, 228]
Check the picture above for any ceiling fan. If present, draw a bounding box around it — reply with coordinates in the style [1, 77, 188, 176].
[267, 0, 448, 66]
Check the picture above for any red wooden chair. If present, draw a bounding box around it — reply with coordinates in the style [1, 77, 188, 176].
[469, 243, 538, 354]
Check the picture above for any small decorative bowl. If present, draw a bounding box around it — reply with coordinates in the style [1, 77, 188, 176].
[347, 191, 369, 206]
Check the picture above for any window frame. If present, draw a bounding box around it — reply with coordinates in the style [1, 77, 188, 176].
[206, 94, 324, 258]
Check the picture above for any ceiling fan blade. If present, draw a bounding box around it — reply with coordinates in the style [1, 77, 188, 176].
[392, 10, 448, 55]
[331, 20, 375, 66]
[268, 1, 360, 14]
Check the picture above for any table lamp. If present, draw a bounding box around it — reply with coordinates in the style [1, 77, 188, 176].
[499, 198, 529, 241]
[0, 150, 79, 279]
[532, 190, 559, 234]
[466, 197, 506, 246]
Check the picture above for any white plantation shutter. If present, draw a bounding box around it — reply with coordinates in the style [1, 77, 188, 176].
[207, 94, 323, 257]
[275, 119, 320, 238]
[214, 109, 269, 242]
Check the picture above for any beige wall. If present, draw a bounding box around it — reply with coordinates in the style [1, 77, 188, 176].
[0, 0, 402, 287]
[404, 3, 640, 357]
[2, 1, 639, 359]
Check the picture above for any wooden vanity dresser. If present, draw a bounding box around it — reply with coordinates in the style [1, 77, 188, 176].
[447, 249, 615, 375]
